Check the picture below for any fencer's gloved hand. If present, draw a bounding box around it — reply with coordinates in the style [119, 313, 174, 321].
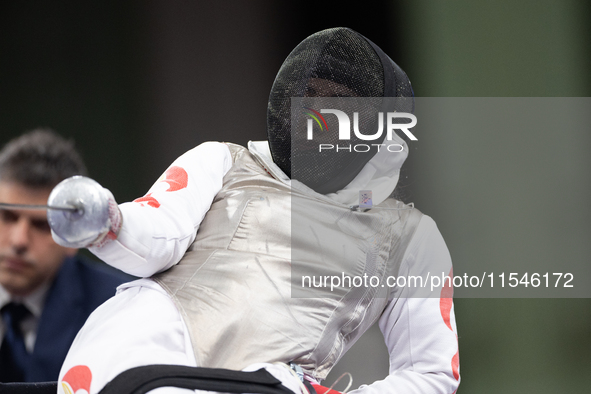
[47, 176, 122, 249]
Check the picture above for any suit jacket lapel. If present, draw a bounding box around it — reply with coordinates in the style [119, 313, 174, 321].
[29, 257, 86, 381]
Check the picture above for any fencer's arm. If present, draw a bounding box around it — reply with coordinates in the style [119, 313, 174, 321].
[89, 142, 233, 277]
[348, 216, 460, 394]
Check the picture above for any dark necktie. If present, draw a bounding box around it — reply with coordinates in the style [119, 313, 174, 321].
[0, 302, 32, 382]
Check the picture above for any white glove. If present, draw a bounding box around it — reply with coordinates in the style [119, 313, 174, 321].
[87, 187, 122, 248]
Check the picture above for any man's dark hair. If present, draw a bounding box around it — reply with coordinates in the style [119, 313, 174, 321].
[0, 128, 88, 188]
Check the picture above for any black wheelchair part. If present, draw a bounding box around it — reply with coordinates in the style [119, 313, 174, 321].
[0, 365, 301, 394]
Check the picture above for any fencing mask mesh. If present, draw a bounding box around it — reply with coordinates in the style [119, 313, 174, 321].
[267, 27, 413, 194]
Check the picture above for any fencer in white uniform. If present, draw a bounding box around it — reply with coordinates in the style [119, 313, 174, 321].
[53, 28, 460, 394]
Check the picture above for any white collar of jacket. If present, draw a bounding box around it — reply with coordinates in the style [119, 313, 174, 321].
[248, 133, 408, 207]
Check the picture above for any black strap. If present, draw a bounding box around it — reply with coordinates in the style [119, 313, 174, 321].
[98, 365, 295, 394]
[0, 382, 57, 394]
[0, 366, 297, 394]
[303, 379, 317, 394]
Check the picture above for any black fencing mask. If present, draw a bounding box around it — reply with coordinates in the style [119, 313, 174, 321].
[267, 27, 413, 194]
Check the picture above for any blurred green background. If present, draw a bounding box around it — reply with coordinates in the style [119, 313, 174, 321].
[1, 1, 589, 392]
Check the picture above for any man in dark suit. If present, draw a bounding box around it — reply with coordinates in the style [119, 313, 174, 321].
[0, 129, 130, 382]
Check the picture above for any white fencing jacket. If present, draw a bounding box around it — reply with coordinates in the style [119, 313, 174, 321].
[58, 141, 459, 394]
